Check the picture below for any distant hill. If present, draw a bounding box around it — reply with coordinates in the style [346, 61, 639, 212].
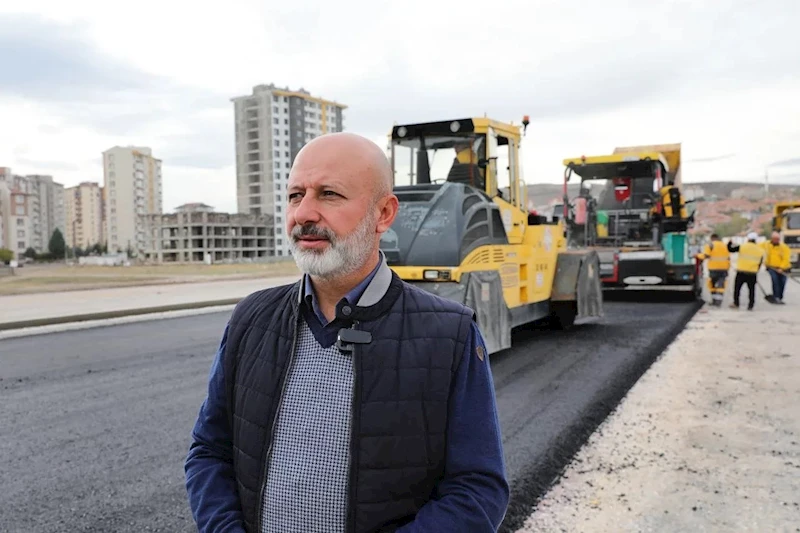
[686, 181, 800, 199]
[522, 181, 800, 205]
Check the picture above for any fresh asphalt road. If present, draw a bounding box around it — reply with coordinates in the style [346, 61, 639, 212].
[0, 298, 699, 532]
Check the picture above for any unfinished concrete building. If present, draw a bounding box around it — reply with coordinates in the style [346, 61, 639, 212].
[141, 203, 275, 263]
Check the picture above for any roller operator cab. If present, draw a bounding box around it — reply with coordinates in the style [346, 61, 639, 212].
[380, 117, 603, 354]
[561, 143, 702, 299]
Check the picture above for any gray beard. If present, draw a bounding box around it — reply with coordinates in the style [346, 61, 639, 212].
[289, 212, 377, 280]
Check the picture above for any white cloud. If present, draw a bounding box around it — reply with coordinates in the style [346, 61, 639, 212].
[1, 0, 799, 216]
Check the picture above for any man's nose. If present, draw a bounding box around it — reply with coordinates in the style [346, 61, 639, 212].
[291, 194, 322, 226]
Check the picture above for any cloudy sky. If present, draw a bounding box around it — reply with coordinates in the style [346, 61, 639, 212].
[1, 0, 799, 213]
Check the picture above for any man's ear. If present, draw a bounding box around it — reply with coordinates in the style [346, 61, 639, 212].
[376, 195, 399, 233]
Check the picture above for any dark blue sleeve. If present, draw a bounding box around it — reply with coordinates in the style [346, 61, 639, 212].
[396, 322, 510, 532]
[184, 324, 247, 533]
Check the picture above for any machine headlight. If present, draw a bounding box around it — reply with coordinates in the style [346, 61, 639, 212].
[450, 121, 461, 133]
[397, 126, 407, 137]
[423, 269, 451, 281]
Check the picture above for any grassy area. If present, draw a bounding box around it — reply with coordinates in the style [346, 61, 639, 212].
[0, 260, 300, 296]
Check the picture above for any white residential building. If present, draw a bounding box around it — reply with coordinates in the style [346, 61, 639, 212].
[231, 83, 346, 256]
[102, 146, 163, 255]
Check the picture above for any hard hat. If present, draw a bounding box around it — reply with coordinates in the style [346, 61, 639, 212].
[747, 232, 758, 241]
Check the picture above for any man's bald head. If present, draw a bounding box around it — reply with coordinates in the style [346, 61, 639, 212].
[292, 132, 393, 201]
[286, 132, 400, 282]
[771, 231, 781, 244]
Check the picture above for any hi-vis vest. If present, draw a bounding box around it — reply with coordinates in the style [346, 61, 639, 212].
[736, 241, 764, 273]
[762, 241, 792, 270]
[702, 241, 730, 271]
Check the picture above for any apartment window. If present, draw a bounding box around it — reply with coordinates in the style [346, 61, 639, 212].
[274, 150, 280, 157]
[16, 218, 23, 225]
[17, 241, 24, 249]
[273, 118, 279, 124]
[284, 141, 289, 146]
[273, 106, 278, 113]
[285, 162, 290, 168]
[284, 130, 289, 136]
[276, 183, 281, 190]
[15, 196, 23, 204]
[17, 230, 25, 238]
[274, 128, 279, 135]
[284, 119, 288, 125]
[274, 140, 280, 147]
[15, 206, 24, 215]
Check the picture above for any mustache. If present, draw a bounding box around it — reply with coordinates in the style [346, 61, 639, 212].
[291, 224, 336, 241]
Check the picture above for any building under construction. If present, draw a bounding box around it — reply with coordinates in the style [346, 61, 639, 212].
[141, 203, 275, 263]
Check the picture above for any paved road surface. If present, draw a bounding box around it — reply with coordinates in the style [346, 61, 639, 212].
[0, 299, 698, 532]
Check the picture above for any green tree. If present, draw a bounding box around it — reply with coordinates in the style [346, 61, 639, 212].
[24, 247, 37, 259]
[48, 228, 66, 258]
[0, 248, 13, 263]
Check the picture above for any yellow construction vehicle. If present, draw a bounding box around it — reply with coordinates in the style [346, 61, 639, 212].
[772, 201, 800, 270]
[380, 117, 603, 354]
[561, 143, 702, 298]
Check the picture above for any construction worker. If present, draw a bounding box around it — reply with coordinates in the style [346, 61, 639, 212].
[447, 140, 485, 188]
[727, 232, 765, 311]
[696, 233, 730, 306]
[762, 231, 792, 304]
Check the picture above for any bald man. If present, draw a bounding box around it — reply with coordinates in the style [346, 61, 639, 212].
[185, 133, 509, 533]
[762, 231, 792, 304]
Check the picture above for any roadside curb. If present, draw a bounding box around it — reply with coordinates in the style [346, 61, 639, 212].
[0, 298, 244, 332]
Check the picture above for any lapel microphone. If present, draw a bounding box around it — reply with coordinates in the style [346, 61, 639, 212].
[336, 327, 373, 353]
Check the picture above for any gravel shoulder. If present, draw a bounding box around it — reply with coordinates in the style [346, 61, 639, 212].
[517, 280, 800, 533]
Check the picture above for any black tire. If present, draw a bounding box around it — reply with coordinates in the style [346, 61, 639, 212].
[549, 301, 578, 330]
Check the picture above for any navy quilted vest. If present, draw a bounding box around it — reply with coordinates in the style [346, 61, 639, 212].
[223, 271, 474, 532]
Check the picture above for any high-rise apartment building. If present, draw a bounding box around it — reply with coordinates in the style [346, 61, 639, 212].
[0, 169, 65, 255]
[65, 181, 105, 249]
[102, 146, 163, 255]
[231, 83, 346, 256]
[25, 174, 65, 253]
